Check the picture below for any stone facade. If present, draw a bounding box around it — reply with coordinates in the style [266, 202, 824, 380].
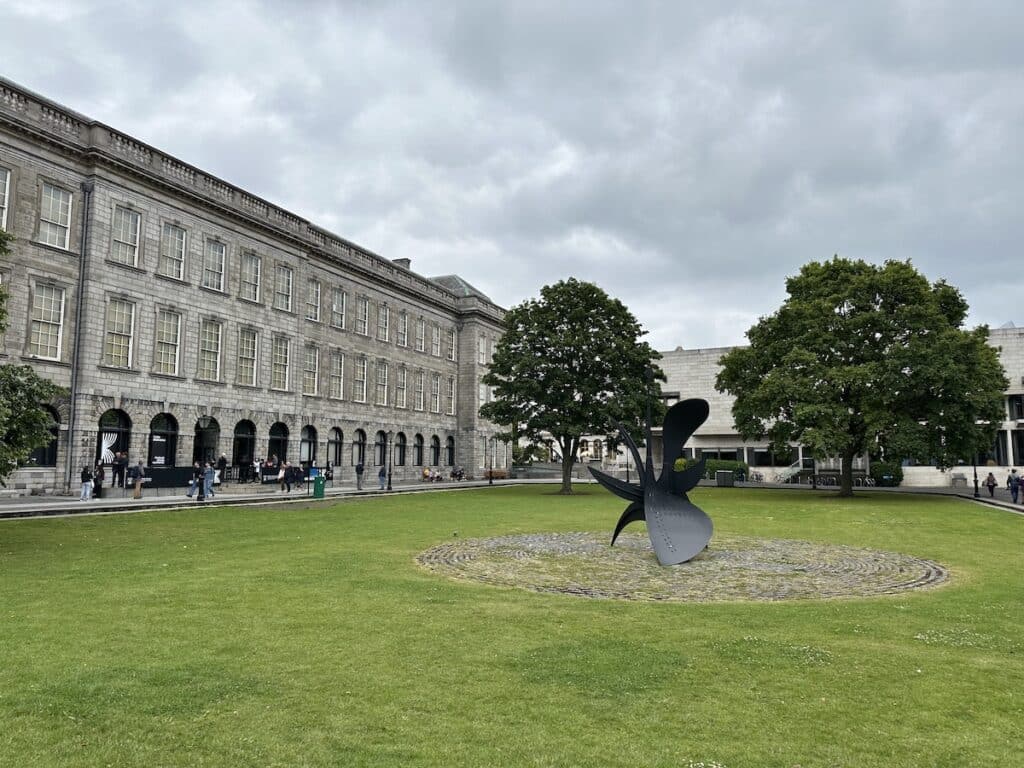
[0, 78, 506, 495]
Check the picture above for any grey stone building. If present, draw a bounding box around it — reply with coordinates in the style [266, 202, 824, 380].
[0, 77, 507, 495]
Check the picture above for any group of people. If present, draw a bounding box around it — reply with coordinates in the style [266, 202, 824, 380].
[186, 461, 219, 499]
[79, 454, 149, 500]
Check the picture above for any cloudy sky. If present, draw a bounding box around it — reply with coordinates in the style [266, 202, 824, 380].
[2, 0, 1022, 350]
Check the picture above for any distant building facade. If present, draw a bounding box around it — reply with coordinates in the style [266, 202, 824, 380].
[0, 78, 507, 495]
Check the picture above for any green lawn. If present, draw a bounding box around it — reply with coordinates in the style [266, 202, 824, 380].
[1, 486, 1021, 767]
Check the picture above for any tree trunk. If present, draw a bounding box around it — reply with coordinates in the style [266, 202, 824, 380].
[559, 437, 576, 494]
[839, 450, 855, 497]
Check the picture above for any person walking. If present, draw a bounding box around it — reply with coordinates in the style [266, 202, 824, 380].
[378, 464, 386, 490]
[1007, 469, 1019, 504]
[129, 461, 146, 499]
[280, 461, 292, 493]
[92, 463, 105, 499]
[186, 461, 202, 498]
[217, 454, 228, 485]
[355, 460, 365, 491]
[985, 472, 998, 498]
[79, 466, 93, 501]
[203, 462, 216, 498]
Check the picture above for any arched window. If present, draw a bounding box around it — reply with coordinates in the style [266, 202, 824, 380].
[97, 409, 131, 464]
[327, 428, 343, 467]
[374, 430, 387, 465]
[352, 429, 366, 465]
[28, 406, 59, 467]
[445, 436, 455, 466]
[395, 432, 407, 466]
[148, 413, 178, 467]
[193, 416, 220, 464]
[430, 435, 441, 466]
[413, 434, 424, 466]
[232, 420, 256, 467]
[300, 425, 318, 466]
[268, 422, 289, 463]
[580, 439, 589, 455]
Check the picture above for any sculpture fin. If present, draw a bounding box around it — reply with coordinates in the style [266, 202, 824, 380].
[589, 466, 642, 503]
[611, 501, 645, 546]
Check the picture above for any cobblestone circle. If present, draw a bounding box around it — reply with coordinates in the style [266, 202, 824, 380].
[416, 532, 949, 602]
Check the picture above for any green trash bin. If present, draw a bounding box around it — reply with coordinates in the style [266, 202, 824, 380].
[313, 475, 326, 499]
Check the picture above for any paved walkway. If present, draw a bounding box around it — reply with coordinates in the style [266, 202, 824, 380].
[1, 477, 1022, 521]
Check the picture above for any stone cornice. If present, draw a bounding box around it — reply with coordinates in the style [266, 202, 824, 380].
[0, 77, 505, 323]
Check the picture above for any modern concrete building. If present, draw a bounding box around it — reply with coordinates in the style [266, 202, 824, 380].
[0, 77, 508, 495]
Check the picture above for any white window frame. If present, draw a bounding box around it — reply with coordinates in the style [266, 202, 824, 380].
[28, 283, 65, 360]
[154, 308, 181, 375]
[355, 297, 369, 335]
[397, 311, 408, 347]
[198, 318, 223, 380]
[396, 367, 407, 408]
[159, 223, 186, 280]
[414, 370, 425, 411]
[377, 304, 390, 342]
[431, 325, 441, 357]
[303, 344, 320, 395]
[305, 278, 321, 322]
[274, 265, 293, 312]
[430, 373, 441, 413]
[240, 252, 261, 302]
[39, 182, 72, 249]
[447, 329, 457, 362]
[331, 288, 347, 329]
[0, 166, 10, 230]
[103, 298, 135, 368]
[271, 335, 291, 390]
[329, 351, 345, 399]
[110, 205, 141, 266]
[202, 239, 226, 292]
[446, 377, 456, 415]
[415, 319, 426, 352]
[237, 327, 258, 386]
[375, 361, 389, 405]
[353, 356, 368, 402]
[478, 334, 488, 364]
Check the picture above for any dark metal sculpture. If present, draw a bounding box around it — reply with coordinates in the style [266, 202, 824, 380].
[589, 398, 713, 565]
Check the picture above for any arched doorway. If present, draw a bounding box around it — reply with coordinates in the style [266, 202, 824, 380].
[97, 409, 131, 465]
[268, 422, 288, 463]
[430, 435, 441, 466]
[327, 428, 343, 467]
[352, 429, 366, 465]
[28, 406, 59, 467]
[148, 413, 178, 467]
[374, 430, 387, 466]
[445, 436, 455, 466]
[395, 432, 407, 466]
[233, 420, 256, 469]
[300, 425, 318, 467]
[413, 434, 424, 466]
[192, 416, 220, 464]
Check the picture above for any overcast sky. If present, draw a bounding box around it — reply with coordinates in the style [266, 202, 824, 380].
[3, 0, 1022, 350]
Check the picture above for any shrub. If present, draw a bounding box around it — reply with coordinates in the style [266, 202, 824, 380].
[702, 459, 749, 480]
[870, 460, 903, 487]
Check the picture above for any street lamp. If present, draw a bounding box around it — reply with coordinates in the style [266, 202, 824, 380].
[386, 430, 393, 491]
[972, 451, 980, 499]
[488, 436, 495, 485]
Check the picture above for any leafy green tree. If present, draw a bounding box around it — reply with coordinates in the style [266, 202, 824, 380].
[0, 231, 63, 485]
[716, 258, 1007, 497]
[480, 278, 662, 494]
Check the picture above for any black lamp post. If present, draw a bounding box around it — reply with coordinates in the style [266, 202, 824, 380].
[387, 430, 393, 491]
[488, 437, 495, 485]
[196, 414, 212, 502]
[973, 451, 980, 499]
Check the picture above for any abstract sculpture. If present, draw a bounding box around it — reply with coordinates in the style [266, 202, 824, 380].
[589, 398, 713, 565]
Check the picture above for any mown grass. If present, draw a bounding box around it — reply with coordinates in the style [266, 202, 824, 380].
[0, 486, 1021, 767]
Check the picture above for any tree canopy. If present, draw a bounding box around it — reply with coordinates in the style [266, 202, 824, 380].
[716, 258, 1007, 496]
[480, 278, 662, 494]
[0, 231, 63, 485]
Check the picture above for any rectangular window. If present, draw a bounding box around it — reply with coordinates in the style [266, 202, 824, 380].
[39, 183, 72, 249]
[396, 367, 407, 408]
[305, 278, 321, 321]
[446, 377, 456, 415]
[271, 335, 290, 390]
[478, 334, 487, 364]
[240, 252, 261, 302]
[198, 318, 222, 380]
[237, 328, 258, 386]
[103, 298, 135, 367]
[415, 319, 426, 352]
[303, 344, 319, 395]
[447, 329, 457, 361]
[396, 311, 408, 347]
[329, 351, 345, 399]
[414, 371, 425, 411]
[377, 304, 390, 341]
[430, 373, 441, 413]
[0, 166, 9, 230]
[375, 361, 389, 405]
[159, 223, 186, 280]
[353, 357, 368, 402]
[479, 381, 488, 405]
[154, 309, 181, 375]
[274, 265, 293, 311]
[431, 325, 441, 357]
[28, 284, 65, 359]
[202, 240, 226, 292]
[331, 288, 347, 328]
[110, 206, 141, 266]
[355, 297, 369, 335]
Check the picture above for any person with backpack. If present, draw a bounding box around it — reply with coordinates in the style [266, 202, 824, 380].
[355, 461, 365, 490]
[79, 466, 93, 501]
[1006, 469, 1019, 504]
[984, 472, 997, 498]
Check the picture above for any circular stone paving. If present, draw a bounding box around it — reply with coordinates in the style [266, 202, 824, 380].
[416, 532, 949, 602]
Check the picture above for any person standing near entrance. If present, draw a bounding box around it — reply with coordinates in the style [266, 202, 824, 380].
[92, 463, 105, 499]
[80, 466, 93, 501]
[130, 460, 146, 499]
[355, 460, 364, 490]
[378, 464, 386, 490]
[217, 454, 228, 485]
[203, 462, 216, 499]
